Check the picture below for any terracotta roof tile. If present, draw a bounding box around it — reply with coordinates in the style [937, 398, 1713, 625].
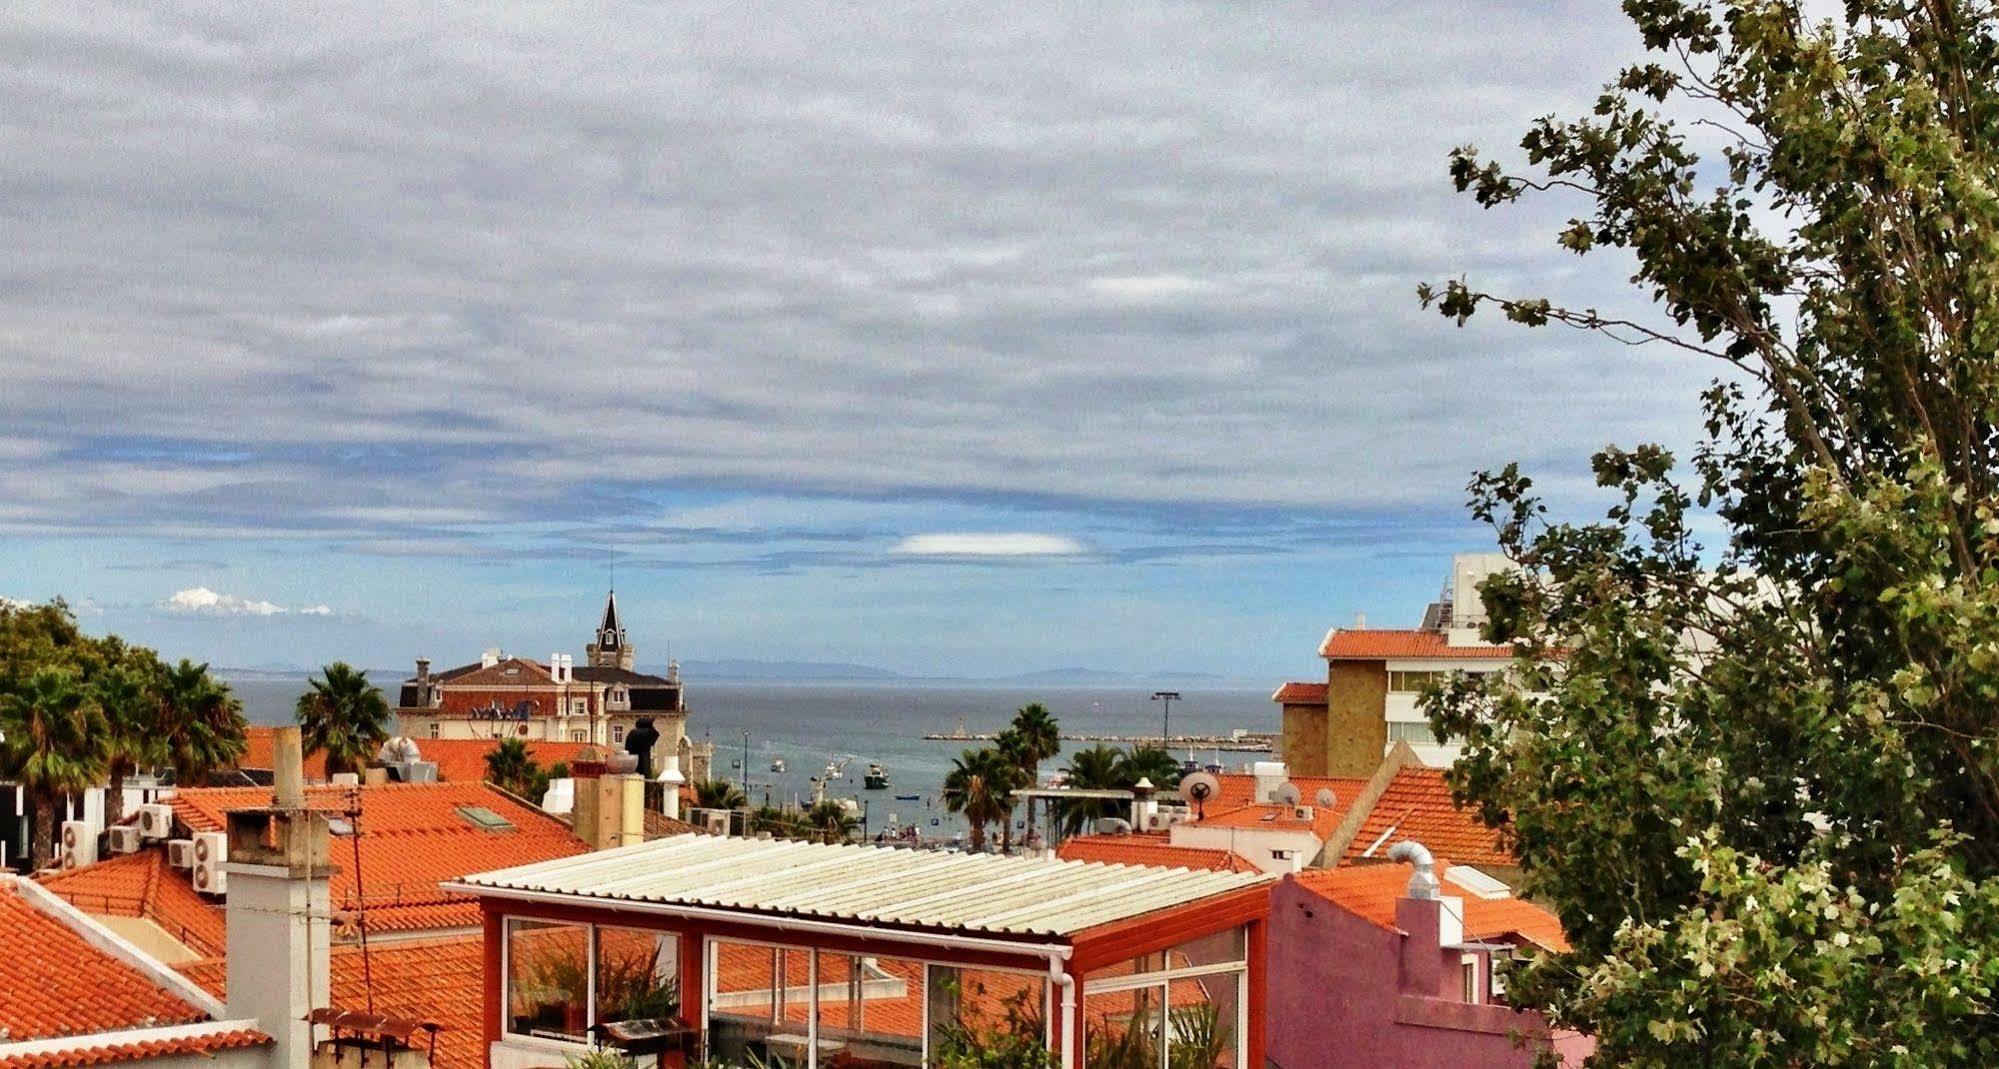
[1270, 681, 1327, 704]
[0, 881, 211, 1041]
[1211, 773, 1367, 814]
[0, 1028, 270, 1069]
[1056, 836, 1258, 873]
[237, 726, 334, 781]
[39, 852, 226, 957]
[1293, 862, 1568, 951]
[179, 936, 484, 1069]
[1343, 767, 1512, 868]
[1318, 628, 1514, 660]
[170, 782, 587, 932]
[238, 726, 593, 788]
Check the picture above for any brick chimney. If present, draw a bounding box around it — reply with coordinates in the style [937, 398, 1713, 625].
[569, 747, 645, 850]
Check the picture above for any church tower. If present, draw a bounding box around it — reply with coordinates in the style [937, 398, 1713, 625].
[586, 590, 635, 670]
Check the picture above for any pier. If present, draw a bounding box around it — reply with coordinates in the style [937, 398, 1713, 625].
[921, 729, 1276, 752]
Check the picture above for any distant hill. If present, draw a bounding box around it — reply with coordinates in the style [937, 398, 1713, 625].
[679, 659, 906, 682]
[677, 660, 1236, 686]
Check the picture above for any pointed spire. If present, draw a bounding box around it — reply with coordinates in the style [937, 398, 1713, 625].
[599, 589, 622, 638]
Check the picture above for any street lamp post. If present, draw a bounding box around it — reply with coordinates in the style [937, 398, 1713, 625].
[741, 731, 751, 793]
[1151, 691, 1181, 749]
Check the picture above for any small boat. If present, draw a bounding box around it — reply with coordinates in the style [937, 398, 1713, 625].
[770, 758, 787, 773]
[894, 794, 920, 802]
[864, 762, 890, 790]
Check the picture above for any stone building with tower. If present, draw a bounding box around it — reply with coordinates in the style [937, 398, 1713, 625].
[395, 593, 712, 782]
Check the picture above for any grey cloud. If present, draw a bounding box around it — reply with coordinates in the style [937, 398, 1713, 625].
[0, 2, 1706, 545]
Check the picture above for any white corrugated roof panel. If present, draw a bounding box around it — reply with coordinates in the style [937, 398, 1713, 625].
[452, 834, 1271, 938]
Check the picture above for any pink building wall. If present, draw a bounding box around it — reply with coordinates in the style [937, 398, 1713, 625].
[1266, 878, 1588, 1069]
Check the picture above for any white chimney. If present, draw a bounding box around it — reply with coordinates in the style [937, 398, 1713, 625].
[657, 754, 686, 821]
[1252, 761, 1288, 804]
[481, 647, 501, 669]
[224, 726, 331, 1069]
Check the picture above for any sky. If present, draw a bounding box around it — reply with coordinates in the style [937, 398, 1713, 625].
[0, 3, 1720, 680]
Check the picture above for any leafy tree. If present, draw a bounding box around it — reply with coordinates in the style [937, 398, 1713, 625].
[1115, 747, 1182, 792]
[1054, 744, 1185, 836]
[157, 659, 247, 786]
[1421, 0, 1999, 1061]
[692, 778, 747, 811]
[0, 668, 107, 869]
[295, 662, 390, 777]
[943, 746, 1027, 852]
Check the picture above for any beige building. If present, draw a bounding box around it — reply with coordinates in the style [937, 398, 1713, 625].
[1275, 554, 1517, 777]
[395, 593, 712, 781]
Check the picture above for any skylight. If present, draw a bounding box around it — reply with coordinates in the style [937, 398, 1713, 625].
[458, 806, 516, 831]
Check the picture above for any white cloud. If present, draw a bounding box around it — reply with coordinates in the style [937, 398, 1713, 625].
[162, 586, 287, 617]
[297, 604, 334, 616]
[892, 533, 1089, 558]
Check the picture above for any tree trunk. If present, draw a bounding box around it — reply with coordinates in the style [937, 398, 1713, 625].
[29, 791, 56, 871]
[106, 760, 129, 826]
[968, 819, 986, 853]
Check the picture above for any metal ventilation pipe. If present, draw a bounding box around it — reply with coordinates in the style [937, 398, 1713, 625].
[1388, 840, 1440, 900]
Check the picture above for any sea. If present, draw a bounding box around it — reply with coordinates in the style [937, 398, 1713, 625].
[225, 678, 1279, 838]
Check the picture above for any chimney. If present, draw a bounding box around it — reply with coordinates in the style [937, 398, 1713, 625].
[568, 748, 645, 850]
[1388, 841, 1462, 998]
[1129, 776, 1156, 829]
[224, 726, 332, 1069]
[1252, 761, 1288, 804]
[1354, 611, 1367, 629]
[481, 647, 500, 669]
[414, 658, 431, 704]
[657, 753, 686, 821]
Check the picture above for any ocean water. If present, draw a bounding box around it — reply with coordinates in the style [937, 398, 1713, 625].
[225, 678, 1279, 838]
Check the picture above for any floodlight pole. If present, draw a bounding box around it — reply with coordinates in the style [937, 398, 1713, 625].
[1151, 691, 1181, 749]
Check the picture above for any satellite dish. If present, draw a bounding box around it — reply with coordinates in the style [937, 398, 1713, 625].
[377, 736, 422, 764]
[1179, 771, 1220, 816]
[1273, 782, 1302, 807]
[1315, 787, 1339, 809]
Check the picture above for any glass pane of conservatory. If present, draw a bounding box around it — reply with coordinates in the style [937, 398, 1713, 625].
[926, 966, 1048, 1067]
[507, 918, 590, 1042]
[1084, 984, 1164, 1069]
[813, 951, 925, 1069]
[597, 925, 682, 1026]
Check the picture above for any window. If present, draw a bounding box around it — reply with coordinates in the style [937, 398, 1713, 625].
[459, 806, 516, 831]
[571, 730, 587, 742]
[1084, 927, 1247, 1069]
[572, 699, 589, 716]
[1388, 670, 1448, 693]
[507, 919, 589, 1041]
[612, 724, 626, 744]
[1460, 956, 1480, 1004]
[597, 926, 680, 1025]
[1386, 721, 1467, 748]
[427, 722, 441, 740]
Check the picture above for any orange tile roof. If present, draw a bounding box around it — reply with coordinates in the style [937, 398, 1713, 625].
[1343, 767, 1512, 868]
[1211, 772, 1367, 813]
[238, 725, 334, 781]
[0, 1028, 270, 1069]
[178, 936, 485, 1069]
[1056, 835, 1258, 872]
[1293, 862, 1568, 951]
[0, 881, 211, 1041]
[170, 782, 588, 933]
[1270, 681, 1327, 704]
[1193, 802, 1347, 841]
[1318, 628, 1514, 660]
[241, 726, 593, 787]
[416, 738, 593, 785]
[39, 851, 226, 957]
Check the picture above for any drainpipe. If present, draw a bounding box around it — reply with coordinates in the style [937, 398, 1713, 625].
[1047, 950, 1077, 1069]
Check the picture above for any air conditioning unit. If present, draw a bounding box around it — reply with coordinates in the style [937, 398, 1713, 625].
[166, 839, 195, 869]
[60, 820, 97, 869]
[136, 803, 175, 840]
[1292, 805, 1315, 821]
[1143, 811, 1183, 833]
[191, 832, 228, 895]
[699, 808, 730, 836]
[107, 825, 143, 854]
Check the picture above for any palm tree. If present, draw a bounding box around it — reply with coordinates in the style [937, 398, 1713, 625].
[803, 800, 861, 844]
[1058, 744, 1129, 835]
[692, 778, 747, 810]
[1116, 746, 1183, 791]
[484, 737, 547, 798]
[295, 662, 390, 777]
[1007, 703, 1061, 781]
[93, 658, 163, 825]
[943, 746, 1025, 852]
[0, 668, 108, 869]
[157, 660, 247, 786]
